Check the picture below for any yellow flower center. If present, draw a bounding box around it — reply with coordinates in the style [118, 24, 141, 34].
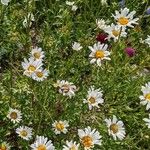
[37, 144, 46, 150]
[81, 136, 93, 148]
[95, 50, 105, 59]
[145, 93, 150, 101]
[34, 52, 41, 59]
[110, 123, 119, 134]
[112, 30, 120, 37]
[1, 144, 6, 150]
[70, 145, 76, 150]
[36, 71, 44, 78]
[10, 112, 18, 119]
[89, 97, 96, 104]
[61, 84, 70, 93]
[118, 17, 129, 25]
[56, 122, 64, 131]
[28, 65, 36, 72]
[20, 130, 28, 137]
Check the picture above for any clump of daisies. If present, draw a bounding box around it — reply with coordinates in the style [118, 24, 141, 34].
[22, 47, 49, 82]
[83, 86, 104, 110]
[96, 7, 139, 42]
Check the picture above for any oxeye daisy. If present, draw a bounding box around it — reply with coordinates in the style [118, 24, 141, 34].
[21, 57, 43, 77]
[31, 47, 45, 60]
[139, 82, 150, 110]
[16, 126, 33, 140]
[113, 7, 139, 28]
[145, 35, 150, 47]
[96, 19, 107, 30]
[32, 69, 49, 82]
[1, 0, 10, 5]
[104, 23, 127, 42]
[143, 114, 150, 128]
[30, 136, 55, 150]
[54, 80, 77, 98]
[63, 140, 80, 150]
[72, 42, 83, 51]
[78, 126, 102, 150]
[88, 42, 111, 66]
[83, 86, 104, 110]
[0, 142, 10, 150]
[52, 120, 69, 134]
[105, 115, 126, 140]
[7, 108, 22, 123]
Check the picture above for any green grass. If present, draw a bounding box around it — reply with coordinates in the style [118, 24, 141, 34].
[0, 0, 150, 149]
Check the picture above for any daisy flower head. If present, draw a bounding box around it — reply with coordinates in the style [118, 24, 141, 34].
[143, 114, 150, 128]
[104, 23, 127, 42]
[113, 7, 139, 28]
[31, 136, 55, 150]
[96, 19, 107, 30]
[72, 42, 83, 51]
[16, 126, 33, 140]
[54, 80, 77, 98]
[1, 0, 10, 5]
[66, 1, 75, 6]
[21, 57, 43, 77]
[139, 82, 150, 110]
[105, 115, 126, 140]
[83, 86, 104, 110]
[145, 35, 150, 47]
[32, 68, 49, 82]
[78, 126, 102, 150]
[52, 120, 69, 134]
[31, 47, 45, 60]
[7, 108, 22, 123]
[0, 142, 10, 150]
[89, 42, 111, 66]
[63, 140, 80, 150]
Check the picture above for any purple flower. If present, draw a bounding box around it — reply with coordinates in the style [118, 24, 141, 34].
[124, 47, 136, 57]
[96, 32, 108, 43]
[146, 7, 150, 15]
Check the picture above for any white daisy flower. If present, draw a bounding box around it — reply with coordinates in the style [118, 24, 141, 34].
[31, 47, 45, 60]
[66, 1, 75, 6]
[96, 19, 107, 30]
[145, 35, 150, 47]
[143, 114, 150, 128]
[112, 7, 139, 28]
[0, 142, 10, 150]
[72, 42, 83, 51]
[1, 0, 10, 5]
[7, 108, 22, 123]
[32, 68, 49, 82]
[101, 0, 107, 5]
[89, 42, 111, 66]
[21, 57, 43, 77]
[139, 82, 150, 110]
[52, 120, 69, 135]
[63, 140, 80, 150]
[71, 5, 78, 12]
[16, 126, 33, 140]
[104, 23, 127, 42]
[30, 136, 55, 150]
[23, 13, 35, 28]
[105, 115, 126, 140]
[78, 126, 102, 150]
[54, 80, 77, 98]
[83, 86, 104, 110]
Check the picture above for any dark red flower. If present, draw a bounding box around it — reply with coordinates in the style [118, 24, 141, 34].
[124, 47, 136, 57]
[96, 32, 108, 43]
